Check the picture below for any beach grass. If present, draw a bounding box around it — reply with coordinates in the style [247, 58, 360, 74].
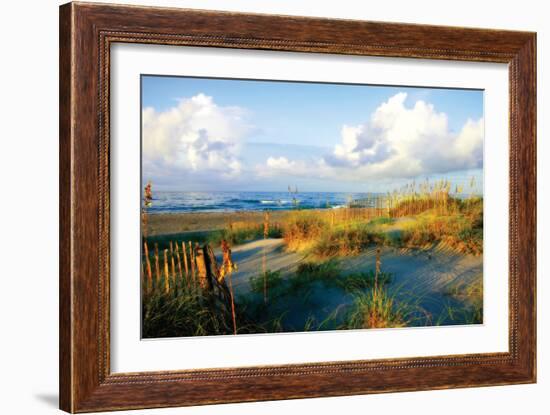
[145, 230, 212, 252]
[145, 194, 482, 258]
[399, 198, 483, 255]
[249, 270, 284, 294]
[207, 223, 283, 247]
[278, 196, 483, 257]
[282, 211, 328, 251]
[244, 260, 396, 327]
[340, 287, 408, 329]
[142, 286, 236, 338]
[441, 277, 483, 324]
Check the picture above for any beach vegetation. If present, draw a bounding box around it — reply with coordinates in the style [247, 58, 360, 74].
[142, 176, 484, 336]
[250, 270, 284, 294]
[441, 278, 483, 324]
[207, 221, 283, 246]
[340, 287, 407, 329]
[282, 211, 328, 251]
[142, 287, 237, 337]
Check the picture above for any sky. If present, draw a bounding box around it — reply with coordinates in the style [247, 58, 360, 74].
[141, 75, 484, 193]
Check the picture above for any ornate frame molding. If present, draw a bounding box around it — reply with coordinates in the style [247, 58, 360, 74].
[60, 2, 536, 412]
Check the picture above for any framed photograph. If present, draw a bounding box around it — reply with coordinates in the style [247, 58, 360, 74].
[59, 2, 536, 412]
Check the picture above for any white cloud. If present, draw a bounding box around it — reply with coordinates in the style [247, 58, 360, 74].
[257, 156, 313, 178]
[142, 93, 250, 179]
[266, 156, 295, 170]
[257, 92, 483, 183]
[323, 92, 483, 180]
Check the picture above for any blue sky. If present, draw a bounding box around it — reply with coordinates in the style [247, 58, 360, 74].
[141, 75, 484, 193]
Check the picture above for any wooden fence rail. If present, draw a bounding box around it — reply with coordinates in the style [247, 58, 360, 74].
[142, 239, 238, 331]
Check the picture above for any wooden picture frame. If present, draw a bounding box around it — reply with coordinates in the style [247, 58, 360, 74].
[59, 2, 536, 412]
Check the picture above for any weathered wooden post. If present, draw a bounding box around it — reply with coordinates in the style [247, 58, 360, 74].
[174, 243, 183, 282]
[170, 241, 176, 291]
[154, 243, 160, 291]
[204, 244, 217, 275]
[143, 242, 152, 292]
[163, 249, 170, 294]
[182, 241, 189, 288]
[204, 244, 234, 321]
[189, 241, 196, 287]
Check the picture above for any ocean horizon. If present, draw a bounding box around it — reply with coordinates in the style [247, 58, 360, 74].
[143, 190, 383, 214]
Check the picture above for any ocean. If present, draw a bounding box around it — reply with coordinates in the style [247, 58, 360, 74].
[145, 191, 381, 214]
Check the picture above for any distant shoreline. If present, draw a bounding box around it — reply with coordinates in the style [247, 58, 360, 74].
[147, 205, 344, 215]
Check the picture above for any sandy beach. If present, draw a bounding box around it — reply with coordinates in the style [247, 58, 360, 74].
[146, 210, 294, 237]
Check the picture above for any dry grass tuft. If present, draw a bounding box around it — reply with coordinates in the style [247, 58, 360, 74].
[282, 211, 328, 251]
[342, 287, 408, 329]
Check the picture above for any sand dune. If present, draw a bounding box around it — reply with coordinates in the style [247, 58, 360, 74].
[217, 238, 482, 325]
[216, 238, 303, 294]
